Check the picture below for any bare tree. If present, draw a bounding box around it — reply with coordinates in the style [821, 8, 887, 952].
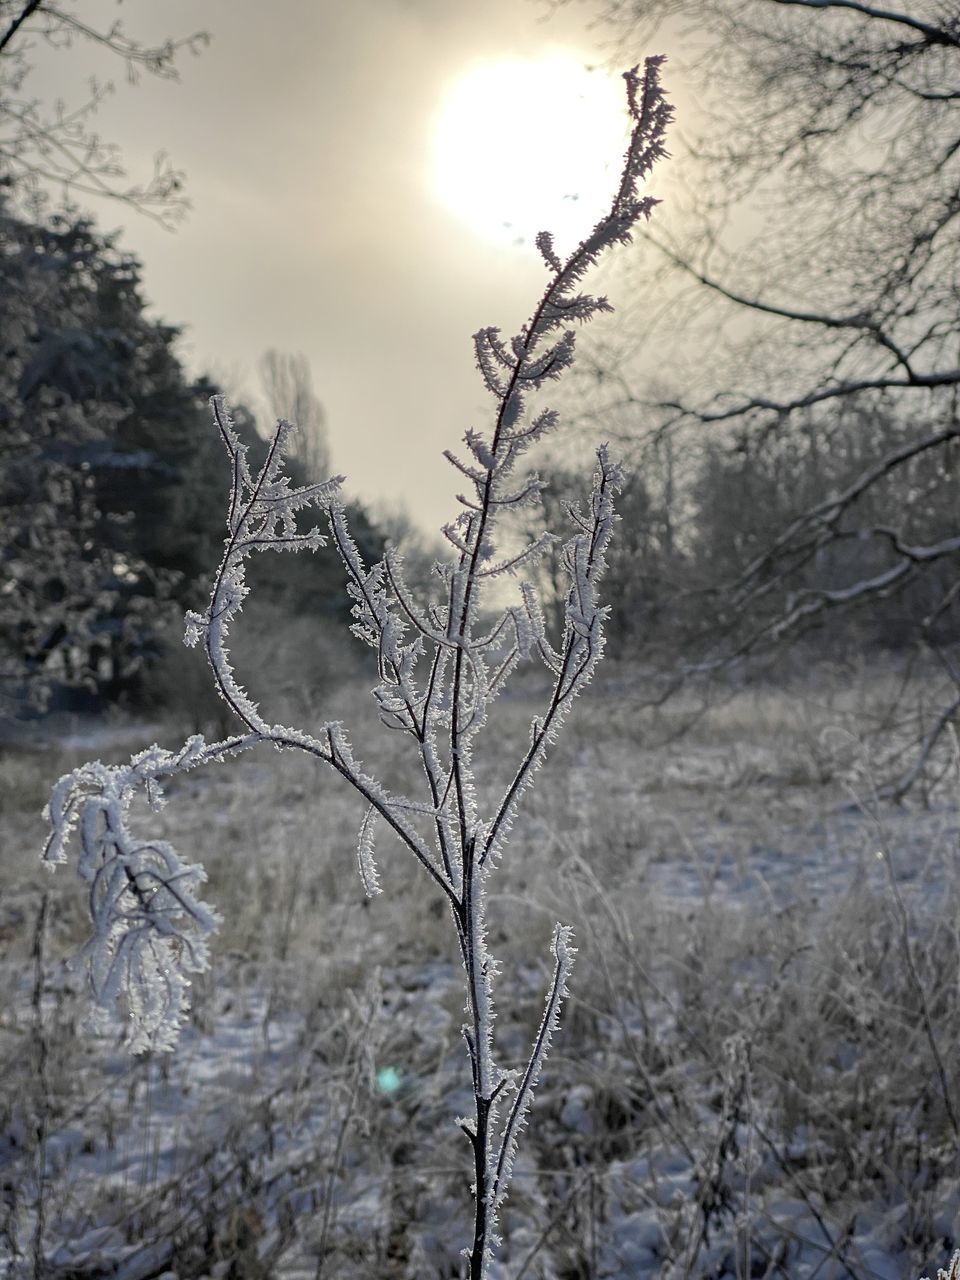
[258, 349, 331, 483]
[0, 0, 208, 225]
[555, 0, 960, 777]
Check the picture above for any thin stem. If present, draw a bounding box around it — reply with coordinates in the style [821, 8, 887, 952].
[31, 891, 49, 1280]
[0, 0, 43, 56]
[878, 843, 960, 1140]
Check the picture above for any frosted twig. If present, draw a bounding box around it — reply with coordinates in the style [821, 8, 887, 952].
[42, 55, 673, 1276]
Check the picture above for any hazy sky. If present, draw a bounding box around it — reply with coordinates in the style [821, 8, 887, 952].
[25, 0, 683, 532]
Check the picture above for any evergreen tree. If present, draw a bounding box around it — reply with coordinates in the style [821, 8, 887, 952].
[0, 200, 222, 709]
[0, 198, 386, 714]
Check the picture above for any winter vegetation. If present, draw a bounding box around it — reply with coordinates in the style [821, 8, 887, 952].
[36, 51, 677, 1277]
[6, 661, 960, 1277]
[560, 0, 960, 784]
[4, 0, 960, 1277]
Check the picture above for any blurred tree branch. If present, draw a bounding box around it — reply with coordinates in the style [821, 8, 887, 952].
[258, 350, 331, 484]
[552, 0, 960, 786]
[0, 0, 208, 225]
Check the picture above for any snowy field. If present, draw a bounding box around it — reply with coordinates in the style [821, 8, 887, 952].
[2, 660, 960, 1279]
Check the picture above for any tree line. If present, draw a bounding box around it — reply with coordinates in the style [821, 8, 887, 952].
[2, 190, 955, 717]
[3, 0, 959, 749]
[0, 198, 382, 716]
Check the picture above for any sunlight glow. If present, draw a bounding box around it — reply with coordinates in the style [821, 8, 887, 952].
[431, 52, 628, 253]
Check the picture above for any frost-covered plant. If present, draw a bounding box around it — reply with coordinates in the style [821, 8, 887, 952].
[41, 58, 673, 1275]
[923, 1252, 960, 1280]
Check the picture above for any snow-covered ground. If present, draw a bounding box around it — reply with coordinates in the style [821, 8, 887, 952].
[3, 666, 960, 1278]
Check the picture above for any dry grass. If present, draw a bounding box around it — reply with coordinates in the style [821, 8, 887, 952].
[1, 658, 959, 1277]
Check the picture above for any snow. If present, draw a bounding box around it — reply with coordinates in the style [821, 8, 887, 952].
[6, 672, 960, 1278]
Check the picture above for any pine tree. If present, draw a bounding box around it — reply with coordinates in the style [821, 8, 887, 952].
[0, 201, 223, 709]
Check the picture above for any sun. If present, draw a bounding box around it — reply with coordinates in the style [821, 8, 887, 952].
[431, 52, 628, 253]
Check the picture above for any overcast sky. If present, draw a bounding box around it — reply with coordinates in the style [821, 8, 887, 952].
[25, 0, 686, 532]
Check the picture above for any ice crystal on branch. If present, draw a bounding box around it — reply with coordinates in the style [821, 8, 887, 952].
[42, 56, 673, 1273]
[42, 736, 224, 1052]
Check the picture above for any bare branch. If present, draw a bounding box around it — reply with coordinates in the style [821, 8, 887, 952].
[0, 0, 43, 56]
[770, 0, 960, 49]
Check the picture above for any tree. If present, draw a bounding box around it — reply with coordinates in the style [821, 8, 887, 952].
[0, 0, 213, 712]
[689, 404, 960, 656]
[258, 350, 331, 484]
[41, 58, 673, 1275]
[570, 0, 960, 628]
[0, 0, 207, 225]
[558, 0, 960, 777]
[0, 200, 225, 710]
